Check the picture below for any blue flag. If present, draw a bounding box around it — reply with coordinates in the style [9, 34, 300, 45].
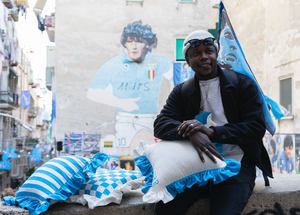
[51, 69, 56, 139]
[21, 91, 31, 109]
[217, 2, 277, 135]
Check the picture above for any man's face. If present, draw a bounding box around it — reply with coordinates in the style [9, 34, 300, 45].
[285, 146, 293, 160]
[186, 42, 218, 80]
[125, 36, 146, 62]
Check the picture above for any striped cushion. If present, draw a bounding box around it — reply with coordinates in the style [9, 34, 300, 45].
[3, 153, 108, 215]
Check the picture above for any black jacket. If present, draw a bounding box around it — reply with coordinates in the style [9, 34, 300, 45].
[154, 66, 273, 178]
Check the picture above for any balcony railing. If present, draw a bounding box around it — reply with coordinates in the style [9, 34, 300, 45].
[0, 91, 19, 107]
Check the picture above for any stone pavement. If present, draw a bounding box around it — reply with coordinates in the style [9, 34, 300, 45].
[0, 173, 299, 215]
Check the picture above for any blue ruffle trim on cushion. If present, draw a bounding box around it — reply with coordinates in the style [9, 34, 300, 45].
[135, 155, 241, 198]
[166, 159, 241, 198]
[134, 156, 153, 194]
[2, 152, 108, 215]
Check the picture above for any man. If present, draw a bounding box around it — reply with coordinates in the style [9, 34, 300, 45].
[279, 135, 295, 174]
[154, 30, 272, 215]
[87, 20, 172, 148]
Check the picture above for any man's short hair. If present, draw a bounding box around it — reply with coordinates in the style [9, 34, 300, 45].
[120, 20, 157, 52]
[283, 135, 293, 149]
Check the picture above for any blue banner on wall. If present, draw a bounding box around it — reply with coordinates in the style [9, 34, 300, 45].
[21, 91, 31, 109]
[173, 62, 194, 86]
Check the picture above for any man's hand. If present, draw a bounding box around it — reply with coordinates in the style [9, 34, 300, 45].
[178, 120, 223, 163]
[189, 132, 224, 163]
[177, 119, 216, 141]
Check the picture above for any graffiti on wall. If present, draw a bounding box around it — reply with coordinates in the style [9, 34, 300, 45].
[82, 134, 101, 153]
[87, 20, 173, 150]
[263, 134, 300, 175]
[245, 203, 300, 215]
[64, 133, 82, 154]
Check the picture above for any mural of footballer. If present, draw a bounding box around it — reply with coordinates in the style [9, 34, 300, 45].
[87, 21, 173, 148]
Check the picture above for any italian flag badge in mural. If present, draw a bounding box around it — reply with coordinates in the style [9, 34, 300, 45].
[148, 63, 157, 81]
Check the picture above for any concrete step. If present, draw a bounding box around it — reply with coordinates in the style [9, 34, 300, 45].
[0, 173, 299, 215]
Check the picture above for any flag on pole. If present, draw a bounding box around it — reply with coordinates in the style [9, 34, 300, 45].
[217, 1, 287, 135]
[51, 69, 56, 140]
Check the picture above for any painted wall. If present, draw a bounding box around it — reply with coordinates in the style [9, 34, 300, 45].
[222, 0, 300, 134]
[55, 0, 215, 156]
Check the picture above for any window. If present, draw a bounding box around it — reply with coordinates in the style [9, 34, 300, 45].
[208, 23, 218, 40]
[175, 39, 185, 61]
[280, 77, 292, 114]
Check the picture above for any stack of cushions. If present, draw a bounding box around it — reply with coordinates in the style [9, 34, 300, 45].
[134, 140, 241, 204]
[3, 153, 108, 215]
[67, 168, 144, 209]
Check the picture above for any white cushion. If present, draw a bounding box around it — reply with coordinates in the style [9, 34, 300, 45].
[134, 140, 240, 203]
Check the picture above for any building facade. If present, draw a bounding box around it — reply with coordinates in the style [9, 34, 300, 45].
[221, 0, 300, 174]
[0, 0, 49, 158]
[52, 0, 219, 156]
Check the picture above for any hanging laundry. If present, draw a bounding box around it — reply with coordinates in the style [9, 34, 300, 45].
[9, 39, 18, 65]
[4, 6, 8, 22]
[19, 4, 27, 19]
[0, 2, 7, 32]
[45, 16, 53, 27]
[0, 52, 3, 77]
[0, 34, 4, 54]
[36, 15, 45, 33]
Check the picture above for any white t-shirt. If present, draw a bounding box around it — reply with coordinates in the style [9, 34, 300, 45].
[199, 77, 244, 162]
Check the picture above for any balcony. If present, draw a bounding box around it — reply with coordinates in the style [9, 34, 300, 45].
[46, 27, 55, 42]
[8, 7, 19, 22]
[0, 91, 19, 109]
[2, 0, 14, 9]
[28, 79, 34, 85]
[27, 107, 37, 118]
[45, 13, 55, 42]
[15, 0, 29, 8]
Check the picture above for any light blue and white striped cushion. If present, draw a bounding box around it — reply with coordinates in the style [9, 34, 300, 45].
[3, 153, 108, 215]
[67, 169, 144, 209]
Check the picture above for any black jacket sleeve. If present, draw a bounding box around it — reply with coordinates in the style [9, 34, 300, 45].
[154, 84, 187, 140]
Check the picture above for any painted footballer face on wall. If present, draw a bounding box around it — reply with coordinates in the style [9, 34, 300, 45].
[124, 36, 147, 63]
